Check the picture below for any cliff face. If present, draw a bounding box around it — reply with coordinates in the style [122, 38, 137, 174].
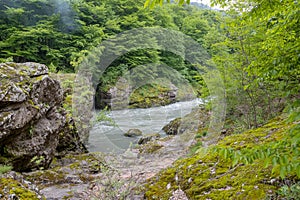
[0, 62, 86, 171]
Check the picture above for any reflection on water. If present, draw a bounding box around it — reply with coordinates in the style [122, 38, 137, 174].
[88, 99, 203, 153]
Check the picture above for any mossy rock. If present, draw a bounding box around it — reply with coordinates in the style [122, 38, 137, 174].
[143, 116, 295, 199]
[162, 118, 182, 135]
[124, 129, 143, 137]
[138, 141, 163, 154]
[23, 153, 105, 188]
[162, 106, 210, 137]
[129, 83, 171, 108]
[137, 133, 161, 145]
[0, 63, 85, 172]
[0, 177, 41, 200]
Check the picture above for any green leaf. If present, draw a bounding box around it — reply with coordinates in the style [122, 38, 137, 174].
[232, 153, 240, 166]
[272, 157, 278, 166]
[224, 148, 229, 159]
[159, 0, 163, 6]
[144, 0, 151, 8]
[264, 158, 270, 168]
[280, 165, 287, 179]
[296, 164, 300, 178]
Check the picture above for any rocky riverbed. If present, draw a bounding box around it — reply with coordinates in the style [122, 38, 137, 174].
[0, 62, 209, 199]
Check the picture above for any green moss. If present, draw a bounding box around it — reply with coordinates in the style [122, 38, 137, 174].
[0, 178, 39, 200]
[63, 95, 73, 113]
[216, 116, 291, 150]
[24, 153, 105, 188]
[0, 164, 12, 175]
[138, 142, 163, 154]
[129, 83, 173, 108]
[25, 168, 66, 187]
[143, 116, 294, 199]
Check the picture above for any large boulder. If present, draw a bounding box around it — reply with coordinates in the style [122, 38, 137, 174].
[95, 77, 132, 110]
[95, 78, 193, 110]
[162, 107, 211, 136]
[0, 62, 86, 171]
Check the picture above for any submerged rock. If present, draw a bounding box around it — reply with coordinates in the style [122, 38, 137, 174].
[124, 128, 143, 137]
[0, 62, 86, 172]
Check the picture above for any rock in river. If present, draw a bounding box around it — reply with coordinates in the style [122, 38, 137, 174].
[124, 128, 143, 137]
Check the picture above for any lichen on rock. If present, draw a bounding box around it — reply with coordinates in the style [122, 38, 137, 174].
[0, 171, 43, 200]
[0, 62, 86, 172]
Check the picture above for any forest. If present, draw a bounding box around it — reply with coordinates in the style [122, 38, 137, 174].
[0, 0, 299, 199]
[0, 0, 218, 95]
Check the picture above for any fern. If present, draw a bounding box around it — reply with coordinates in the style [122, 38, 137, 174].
[214, 117, 300, 179]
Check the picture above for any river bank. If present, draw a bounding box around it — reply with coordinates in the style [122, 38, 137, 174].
[1, 67, 299, 200]
[1, 109, 298, 199]
[0, 104, 210, 199]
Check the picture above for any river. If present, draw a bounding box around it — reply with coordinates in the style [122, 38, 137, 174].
[88, 98, 203, 153]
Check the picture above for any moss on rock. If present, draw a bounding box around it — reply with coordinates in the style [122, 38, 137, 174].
[143, 116, 295, 199]
[0, 177, 41, 200]
[23, 153, 105, 188]
[129, 83, 173, 108]
[138, 141, 163, 154]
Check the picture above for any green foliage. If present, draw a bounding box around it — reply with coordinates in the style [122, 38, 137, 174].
[0, 164, 12, 175]
[30, 156, 45, 170]
[202, 0, 300, 183]
[94, 106, 116, 126]
[277, 182, 300, 200]
[0, 0, 217, 96]
[143, 115, 300, 199]
[189, 141, 202, 154]
[144, 0, 190, 8]
[214, 116, 300, 180]
[199, 0, 300, 132]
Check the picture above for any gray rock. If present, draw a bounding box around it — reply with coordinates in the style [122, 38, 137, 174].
[124, 129, 143, 137]
[95, 77, 131, 110]
[95, 79, 184, 109]
[137, 133, 161, 145]
[0, 62, 86, 172]
[169, 189, 188, 200]
[1, 171, 44, 199]
[162, 118, 182, 135]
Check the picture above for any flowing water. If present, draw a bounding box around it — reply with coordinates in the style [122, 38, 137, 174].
[88, 99, 203, 153]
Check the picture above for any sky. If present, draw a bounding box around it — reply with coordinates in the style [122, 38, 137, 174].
[191, 0, 212, 5]
[191, 0, 224, 10]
